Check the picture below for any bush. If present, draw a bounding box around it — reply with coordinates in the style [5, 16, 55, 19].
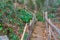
[36, 11, 45, 22]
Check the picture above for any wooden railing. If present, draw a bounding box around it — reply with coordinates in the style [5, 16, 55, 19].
[21, 14, 36, 40]
[44, 12, 60, 40]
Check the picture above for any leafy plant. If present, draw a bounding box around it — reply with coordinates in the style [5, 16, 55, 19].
[48, 13, 56, 18]
[9, 33, 19, 40]
[0, 22, 3, 30]
[36, 11, 45, 22]
[23, 32, 28, 40]
[19, 29, 23, 34]
[17, 0, 24, 4]
[16, 9, 33, 23]
[0, 1, 33, 40]
[27, 0, 35, 10]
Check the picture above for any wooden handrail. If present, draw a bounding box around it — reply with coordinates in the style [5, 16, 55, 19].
[45, 12, 60, 35]
[20, 14, 36, 40]
[21, 23, 28, 40]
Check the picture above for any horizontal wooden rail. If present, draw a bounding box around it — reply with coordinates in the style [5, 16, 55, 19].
[44, 12, 60, 40]
[27, 14, 36, 40]
[20, 14, 36, 40]
[45, 12, 60, 35]
[21, 23, 28, 40]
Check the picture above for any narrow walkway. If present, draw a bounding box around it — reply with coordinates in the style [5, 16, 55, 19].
[30, 22, 47, 40]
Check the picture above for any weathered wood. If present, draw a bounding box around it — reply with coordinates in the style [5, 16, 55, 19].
[45, 12, 49, 40]
[48, 19, 51, 40]
[45, 12, 60, 40]
[21, 23, 28, 40]
[45, 12, 60, 35]
[27, 14, 36, 40]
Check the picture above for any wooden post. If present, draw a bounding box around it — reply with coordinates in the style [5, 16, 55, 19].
[27, 14, 36, 40]
[45, 12, 49, 40]
[51, 30, 58, 40]
[48, 19, 52, 40]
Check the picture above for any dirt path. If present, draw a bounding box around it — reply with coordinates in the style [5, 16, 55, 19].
[30, 22, 47, 40]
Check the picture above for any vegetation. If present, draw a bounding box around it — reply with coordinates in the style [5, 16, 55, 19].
[0, 0, 60, 40]
[27, 0, 35, 11]
[0, 0, 33, 40]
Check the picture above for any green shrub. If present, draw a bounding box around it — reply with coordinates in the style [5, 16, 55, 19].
[36, 11, 45, 22]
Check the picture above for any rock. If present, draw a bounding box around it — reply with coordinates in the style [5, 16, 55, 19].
[0, 35, 9, 40]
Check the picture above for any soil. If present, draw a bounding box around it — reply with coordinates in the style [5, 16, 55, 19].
[30, 22, 47, 40]
[30, 21, 60, 40]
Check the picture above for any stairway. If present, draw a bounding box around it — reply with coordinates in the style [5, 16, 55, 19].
[30, 22, 47, 40]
